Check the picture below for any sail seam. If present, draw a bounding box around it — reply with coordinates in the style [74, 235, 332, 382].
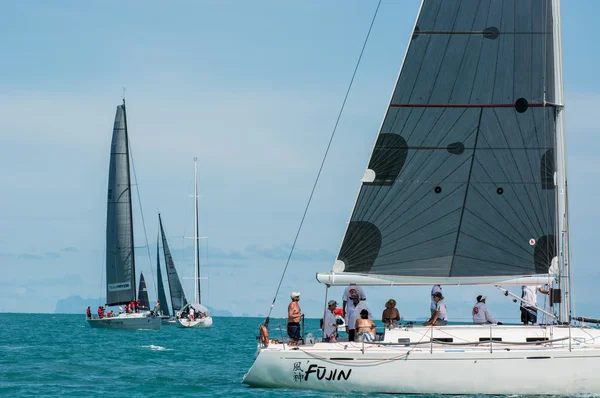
[389, 103, 549, 108]
[448, 108, 484, 276]
[413, 31, 550, 35]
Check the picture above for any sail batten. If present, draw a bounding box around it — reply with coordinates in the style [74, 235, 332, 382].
[334, 0, 557, 279]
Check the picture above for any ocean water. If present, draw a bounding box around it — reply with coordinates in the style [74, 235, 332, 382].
[0, 313, 580, 397]
[0, 314, 361, 397]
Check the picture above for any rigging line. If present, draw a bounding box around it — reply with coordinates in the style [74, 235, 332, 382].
[264, 0, 382, 322]
[129, 140, 158, 300]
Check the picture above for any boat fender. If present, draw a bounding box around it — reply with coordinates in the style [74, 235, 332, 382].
[259, 324, 269, 347]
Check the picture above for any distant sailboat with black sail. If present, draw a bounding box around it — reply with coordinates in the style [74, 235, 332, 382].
[155, 230, 172, 323]
[137, 273, 150, 312]
[157, 213, 188, 324]
[244, 0, 600, 394]
[176, 158, 213, 328]
[86, 99, 161, 330]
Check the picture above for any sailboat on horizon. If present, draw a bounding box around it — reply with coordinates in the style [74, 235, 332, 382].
[156, 213, 188, 324]
[176, 158, 213, 329]
[243, 0, 600, 394]
[87, 100, 161, 330]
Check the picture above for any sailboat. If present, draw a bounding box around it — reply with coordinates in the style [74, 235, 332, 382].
[176, 158, 213, 328]
[87, 100, 161, 330]
[137, 273, 150, 311]
[243, 0, 600, 394]
[158, 213, 189, 322]
[155, 231, 173, 323]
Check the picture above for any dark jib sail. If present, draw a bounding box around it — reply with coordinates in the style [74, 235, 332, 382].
[159, 214, 188, 311]
[138, 272, 150, 311]
[106, 103, 136, 305]
[156, 238, 171, 317]
[337, 0, 557, 278]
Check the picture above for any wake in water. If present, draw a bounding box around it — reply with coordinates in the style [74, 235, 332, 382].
[141, 345, 171, 351]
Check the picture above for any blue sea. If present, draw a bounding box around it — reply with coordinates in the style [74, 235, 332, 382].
[0, 313, 577, 397]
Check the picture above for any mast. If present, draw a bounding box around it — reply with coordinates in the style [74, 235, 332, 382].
[194, 157, 201, 304]
[123, 98, 137, 302]
[552, 0, 570, 323]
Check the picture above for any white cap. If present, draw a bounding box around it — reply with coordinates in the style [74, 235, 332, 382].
[290, 292, 300, 299]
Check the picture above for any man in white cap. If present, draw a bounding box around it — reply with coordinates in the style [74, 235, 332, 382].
[287, 292, 302, 345]
[342, 284, 366, 329]
[323, 300, 338, 342]
[347, 293, 371, 341]
[472, 295, 499, 324]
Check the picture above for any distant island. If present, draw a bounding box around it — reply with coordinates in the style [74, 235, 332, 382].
[55, 295, 233, 317]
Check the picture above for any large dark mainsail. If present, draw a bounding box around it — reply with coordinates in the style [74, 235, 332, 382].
[159, 214, 188, 311]
[335, 0, 558, 279]
[138, 272, 150, 310]
[106, 101, 137, 305]
[156, 238, 171, 317]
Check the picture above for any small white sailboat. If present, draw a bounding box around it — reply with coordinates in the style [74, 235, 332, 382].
[244, 0, 600, 394]
[176, 158, 213, 329]
[87, 100, 161, 330]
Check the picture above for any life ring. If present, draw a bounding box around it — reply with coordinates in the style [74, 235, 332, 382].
[259, 324, 269, 347]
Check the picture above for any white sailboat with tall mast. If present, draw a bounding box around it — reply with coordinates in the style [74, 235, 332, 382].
[244, 0, 600, 393]
[176, 158, 213, 328]
[87, 100, 161, 330]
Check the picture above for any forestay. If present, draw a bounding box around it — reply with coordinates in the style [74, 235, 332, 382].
[327, 0, 560, 283]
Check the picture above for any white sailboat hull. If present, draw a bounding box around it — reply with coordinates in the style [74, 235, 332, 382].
[243, 325, 600, 394]
[176, 316, 213, 328]
[86, 313, 161, 330]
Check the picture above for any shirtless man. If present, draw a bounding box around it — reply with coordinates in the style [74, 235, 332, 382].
[287, 292, 302, 345]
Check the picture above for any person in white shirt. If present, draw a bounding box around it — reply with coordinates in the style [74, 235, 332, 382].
[424, 292, 447, 326]
[472, 295, 500, 324]
[323, 300, 338, 342]
[342, 284, 366, 325]
[430, 285, 442, 317]
[520, 285, 549, 325]
[347, 293, 371, 341]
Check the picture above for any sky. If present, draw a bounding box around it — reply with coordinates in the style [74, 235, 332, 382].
[1, 1, 600, 323]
